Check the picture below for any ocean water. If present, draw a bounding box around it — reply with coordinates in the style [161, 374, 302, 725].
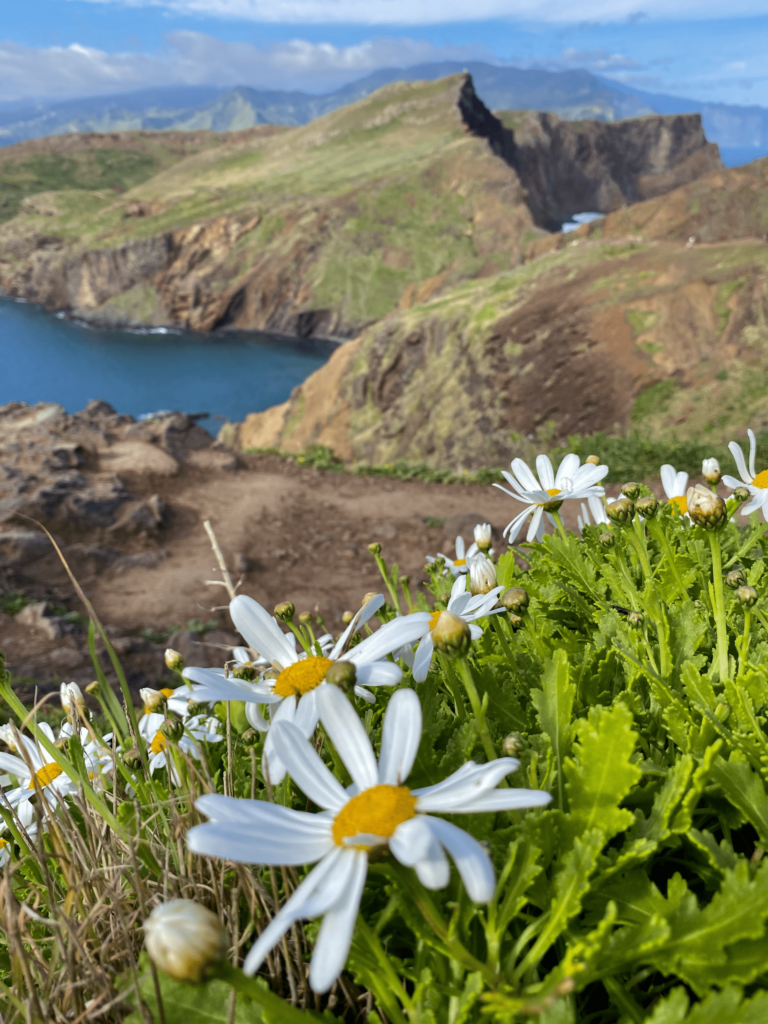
[0, 298, 333, 431]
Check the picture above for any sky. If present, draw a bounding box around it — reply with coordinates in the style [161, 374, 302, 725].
[0, 0, 766, 107]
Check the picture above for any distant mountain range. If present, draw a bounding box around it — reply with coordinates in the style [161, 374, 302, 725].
[2, 61, 767, 159]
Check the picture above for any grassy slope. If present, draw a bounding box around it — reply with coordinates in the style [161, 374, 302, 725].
[0, 77, 534, 331]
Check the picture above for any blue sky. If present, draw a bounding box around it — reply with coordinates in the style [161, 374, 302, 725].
[1, 0, 766, 107]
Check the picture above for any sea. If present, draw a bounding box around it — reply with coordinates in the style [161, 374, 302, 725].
[0, 298, 334, 433]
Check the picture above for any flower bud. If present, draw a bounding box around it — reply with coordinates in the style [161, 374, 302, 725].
[737, 586, 758, 607]
[298, 612, 312, 625]
[606, 498, 635, 526]
[502, 733, 523, 756]
[430, 611, 471, 658]
[161, 718, 184, 743]
[508, 612, 524, 629]
[241, 728, 260, 746]
[274, 602, 295, 623]
[400, 575, 410, 587]
[627, 611, 644, 628]
[621, 481, 641, 501]
[233, 665, 257, 681]
[362, 592, 379, 607]
[367, 542, 382, 556]
[599, 532, 614, 548]
[140, 688, 168, 714]
[725, 568, 747, 590]
[733, 486, 751, 504]
[325, 660, 357, 694]
[188, 702, 209, 718]
[474, 523, 492, 553]
[0, 724, 19, 752]
[501, 587, 529, 612]
[687, 485, 727, 530]
[635, 496, 659, 520]
[60, 682, 85, 715]
[165, 649, 184, 673]
[702, 458, 721, 485]
[468, 555, 497, 596]
[144, 899, 228, 983]
[341, 610, 354, 625]
[85, 680, 101, 696]
[585, 455, 601, 466]
[123, 748, 143, 770]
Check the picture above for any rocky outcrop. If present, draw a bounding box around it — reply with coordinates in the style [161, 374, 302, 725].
[505, 110, 722, 230]
[0, 74, 724, 337]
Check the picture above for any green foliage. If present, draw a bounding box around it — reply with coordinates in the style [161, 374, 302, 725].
[0, 589, 29, 616]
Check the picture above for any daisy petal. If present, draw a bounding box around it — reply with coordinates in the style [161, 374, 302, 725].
[354, 662, 403, 688]
[510, 458, 540, 493]
[329, 594, 385, 659]
[230, 595, 297, 667]
[444, 789, 552, 813]
[270, 720, 349, 810]
[316, 686, 378, 791]
[749, 428, 757, 480]
[728, 441, 751, 485]
[390, 816, 450, 890]
[187, 818, 333, 865]
[308, 849, 368, 993]
[378, 689, 421, 786]
[412, 633, 434, 683]
[425, 817, 495, 902]
[348, 615, 429, 664]
[243, 847, 357, 976]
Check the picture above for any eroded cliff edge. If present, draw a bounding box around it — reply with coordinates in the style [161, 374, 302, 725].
[0, 73, 721, 338]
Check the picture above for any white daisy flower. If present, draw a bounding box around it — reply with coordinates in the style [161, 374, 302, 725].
[0, 724, 78, 807]
[0, 801, 38, 863]
[660, 464, 690, 516]
[577, 496, 610, 533]
[188, 685, 551, 994]
[138, 713, 222, 778]
[495, 453, 608, 543]
[724, 429, 768, 519]
[58, 723, 115, 790]
[392, 574, 503, 684]
[428, 535, 480, 577]
[183, 593, 429, 784]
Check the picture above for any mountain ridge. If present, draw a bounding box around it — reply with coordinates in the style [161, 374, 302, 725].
[1, 61, 767, 152]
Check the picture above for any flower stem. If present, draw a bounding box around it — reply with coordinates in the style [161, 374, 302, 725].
[740, 607, 752, 673]
[211, 962, 321, 1022]
[709, 531, 730, 681]
[355, 915, 413, 1021]
[439, 655, 467, 723]
[551, 510, 568, 543]
[648, 521, 688, 601]
[456, 658, 497, 761]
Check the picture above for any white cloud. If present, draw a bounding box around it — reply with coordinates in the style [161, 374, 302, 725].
[0, 32, 494, 101]
[68, 0, 768, 25]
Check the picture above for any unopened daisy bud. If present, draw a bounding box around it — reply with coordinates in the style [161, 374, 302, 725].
[606, 498, 635, 526]
[501, 587, 529, 612]
[621, 481, 641, 501]
[161, 718, 184, 743]
[0, 724, 18, 751]
[737, 586, 758, 607]
[123, 748, 142, 770]
[298, 612, 312, 625]
[341, 610, 354, 625]
[144, 899, 228, 984]
[367, 542, 382, 556]
[627, 610, 644, 628]
[325, 660, 357, 694]
[687, 485, 727, 530]
[431, 611, 471, 658]
[469, 555, 497, 595]
[85, 680, 101, 696]
[233, 665, 256, 681]
[400, 574, 410, 587]
[60, 682, 85, 715]
[733, 486, 751, 504]
[585, 455, 600, 466]
[362, 592, 378, 607]
[140, 687, 167, 714]
[502, 733, 523, 756]
[474, 523, 492, 553]
[508, 612, 524, 629]
[241, 728, 260, 746]
[726, 568, 747, 589]
[165, 648, 184, 673]
[599, 532, 614, 548]
[274, 602, 295, 623]
[188, 702, 209, 718]
[702, 458, 721, 485]
[635, 496, 659, 520]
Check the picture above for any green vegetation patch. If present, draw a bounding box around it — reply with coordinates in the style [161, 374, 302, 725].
[626, 307, 660, 337]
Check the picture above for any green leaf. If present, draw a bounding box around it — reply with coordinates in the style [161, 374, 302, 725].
[496, 551, 518, 589]
[643, 987, 689, 1024]
[681, 660, 716, 711]
[561, 703, 640, 849]
[532, 650, 575, 811]
[709, 751, 768, 847]
[686, 984, 768, 1024]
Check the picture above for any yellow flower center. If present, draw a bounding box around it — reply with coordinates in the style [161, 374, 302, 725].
[453, 558, 466, 566]
[29, 763, 63, 789]
[670, 495, 688, 515]
[160, 688, 175, 698]
[332, 785, 417, 847]
[151, 732, 167, 755]
[273, 657, 334, 698]
[428, 610, 441, 631]
[0, 837, 8, 848]
[546, 488, 561, 497]
[753, 470, 768, 489]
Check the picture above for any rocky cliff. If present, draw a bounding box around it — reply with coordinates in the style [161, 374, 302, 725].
[0, 74, 722, 338]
